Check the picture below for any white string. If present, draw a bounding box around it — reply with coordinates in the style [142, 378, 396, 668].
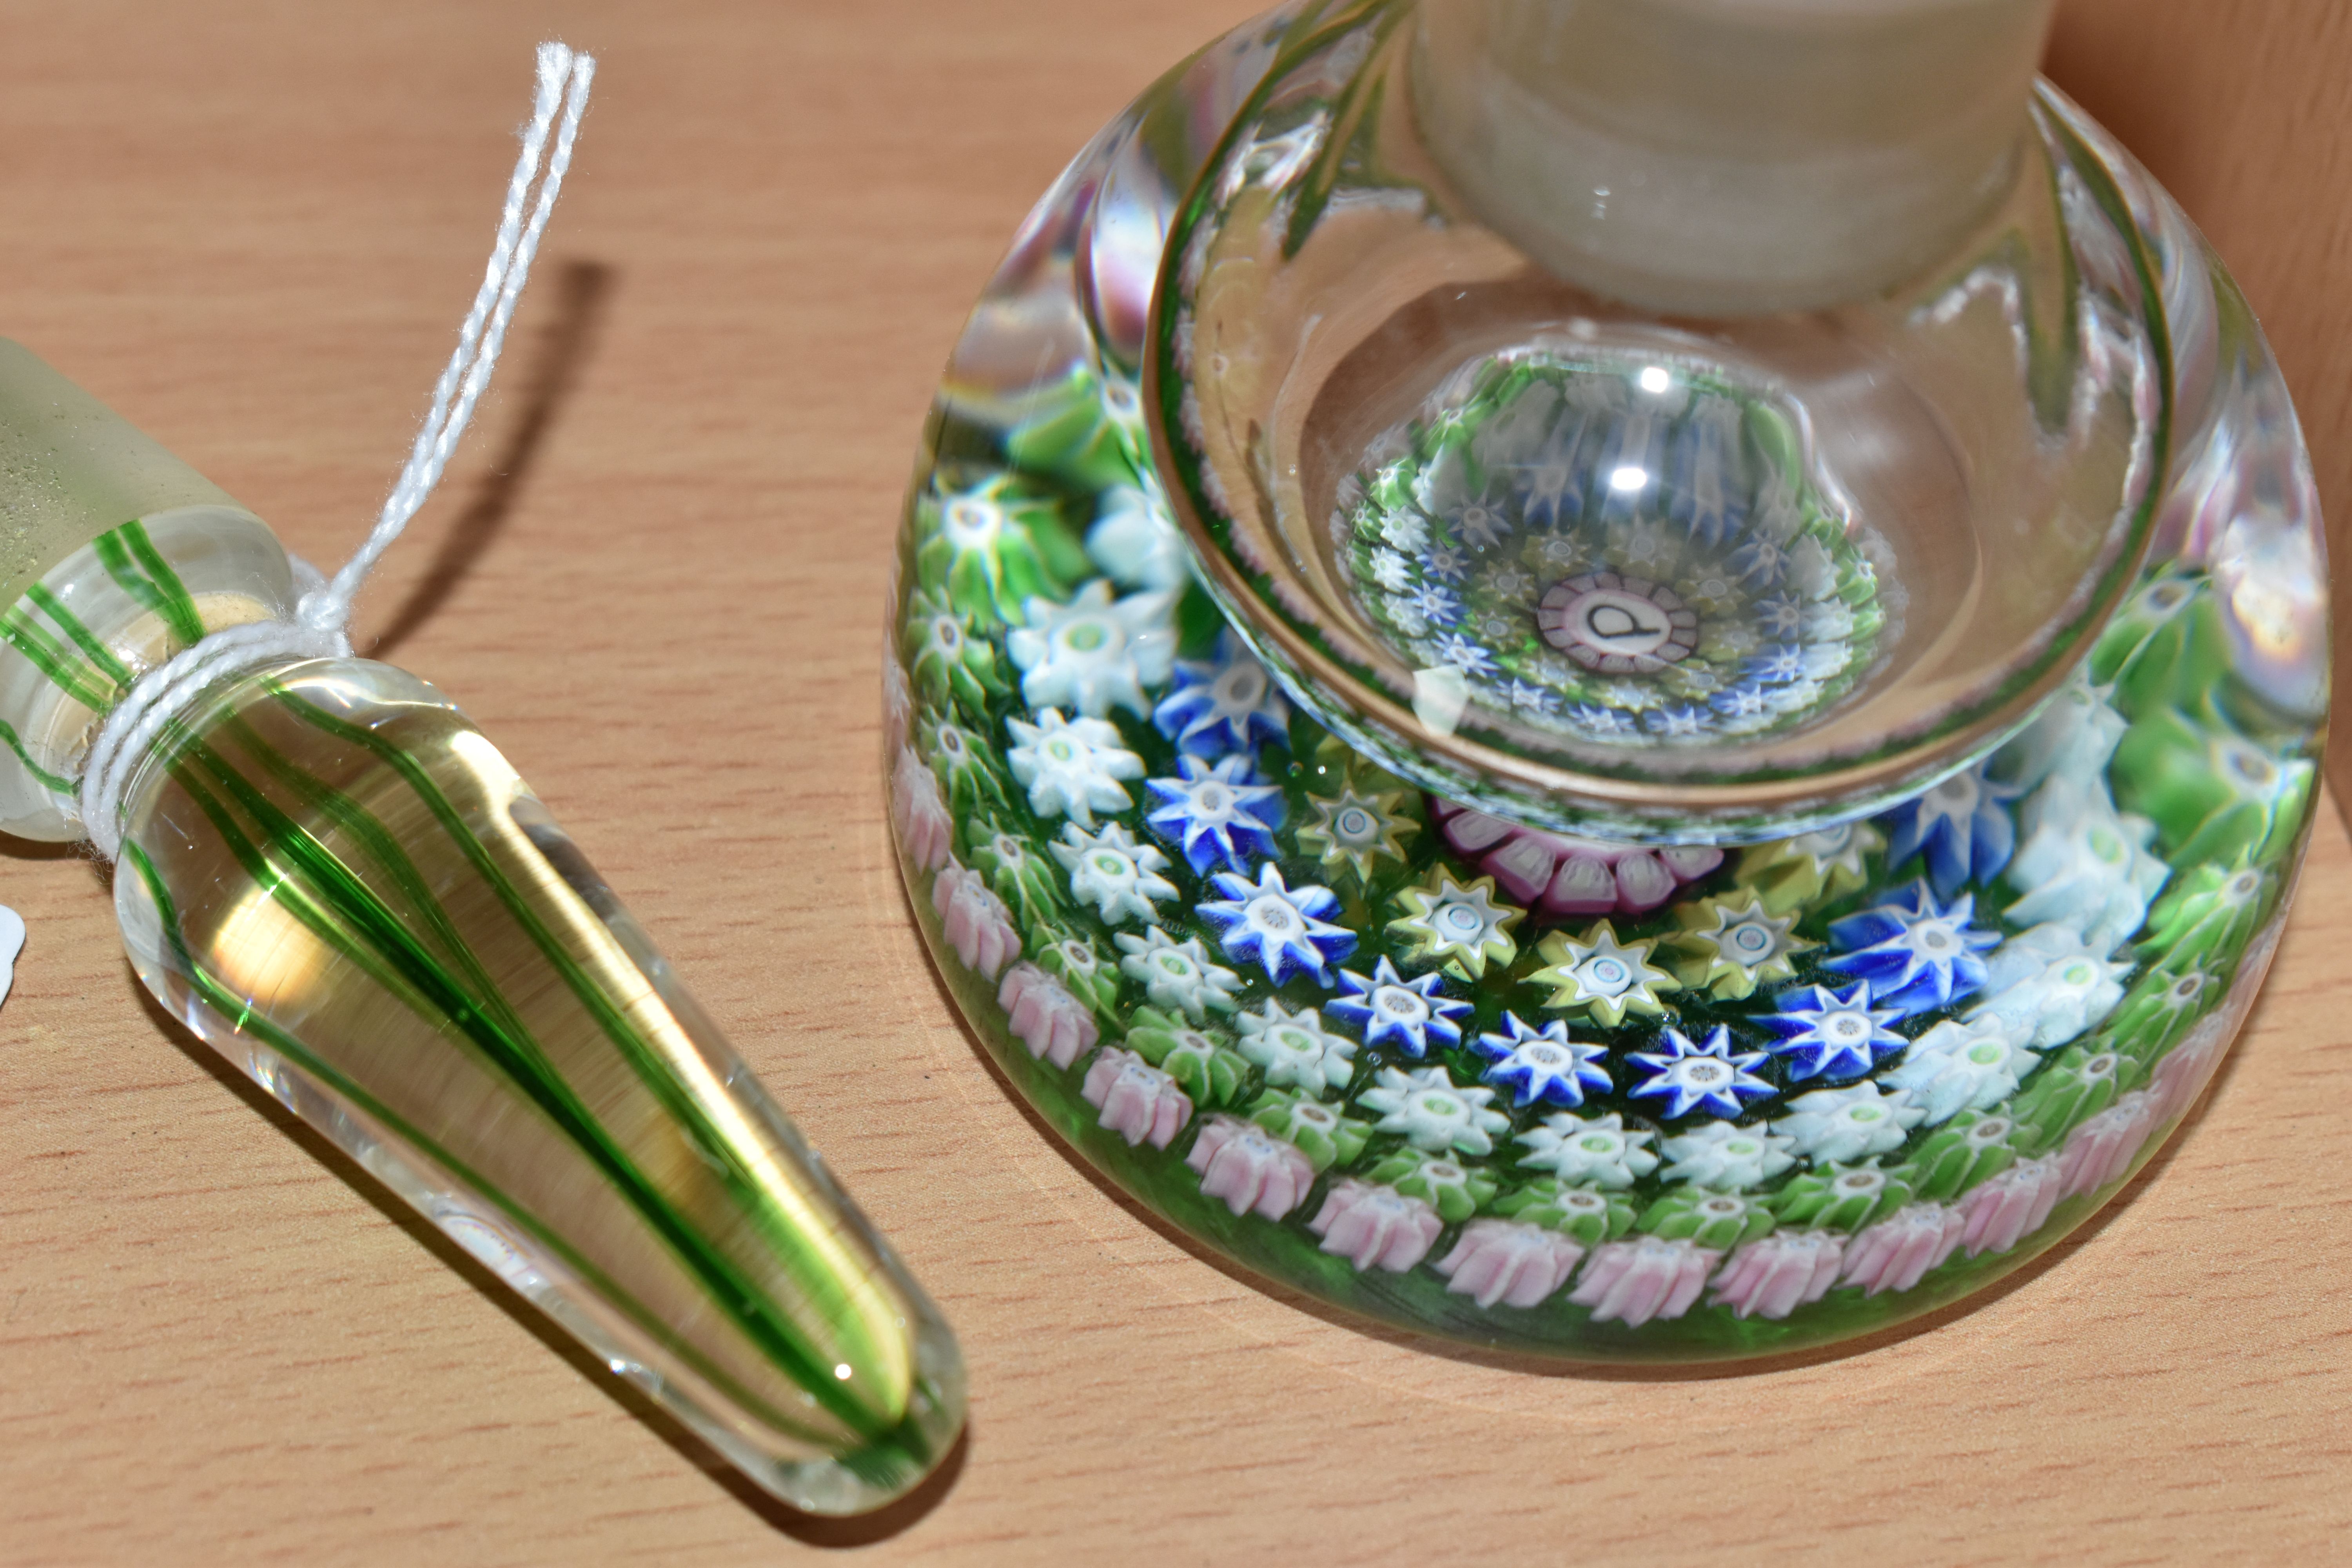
[77, 42, 596, 860]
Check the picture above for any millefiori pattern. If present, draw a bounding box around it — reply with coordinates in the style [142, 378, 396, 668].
[884, 319, 2312, 1359]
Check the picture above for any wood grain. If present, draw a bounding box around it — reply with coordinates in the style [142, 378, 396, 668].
[0, 3, 2346, 1563]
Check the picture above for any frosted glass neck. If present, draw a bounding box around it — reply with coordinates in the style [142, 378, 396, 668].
[1412, 0, 2057, 315]
[0, 340, 247, 610]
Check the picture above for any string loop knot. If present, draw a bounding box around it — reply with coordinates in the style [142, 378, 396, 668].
[77, 42, 595, 860]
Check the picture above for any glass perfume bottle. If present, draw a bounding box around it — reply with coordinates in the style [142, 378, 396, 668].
[0, 339, 964, 1511]
[886, 0, 2325, 1357]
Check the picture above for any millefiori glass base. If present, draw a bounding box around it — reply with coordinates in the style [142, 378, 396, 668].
[882, 2, 2327, 1361]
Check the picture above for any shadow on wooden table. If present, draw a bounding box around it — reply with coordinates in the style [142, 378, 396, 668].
[367, 256, 615, 661]
[906, 877, 2258, 1387]
[126, 969, 967, 1546]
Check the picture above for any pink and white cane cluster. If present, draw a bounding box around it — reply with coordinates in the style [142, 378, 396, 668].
[1430, 797, 1723, 920]
[1435, 1220, 1590, 1309]
[1310, 1180, 1445, 1272]
[891, 745, 952, 872]
[933, 862, 1021, 979]
[1082, 1048, 1193, 1149]
[1569, 1238, 1718, 1327]
[997, 962, 1099, 1069]
[1188, 1116, 1318, 1220]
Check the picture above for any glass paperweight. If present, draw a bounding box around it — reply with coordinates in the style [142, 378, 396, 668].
[886, 0, 2326, 1359]
[0, 338, 964, 1509]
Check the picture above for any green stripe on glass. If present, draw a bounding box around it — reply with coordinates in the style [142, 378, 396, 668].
[0, 603, 118, 711]
[0, 718, 74, 794]
[93, 519, 207, 648]
[115, 837, 859, 1449]
[23, 583, 135, 688]
[108, 655, 952, 1502]
[281, 689, 924, 1448]
[165, 710, 907, 1446]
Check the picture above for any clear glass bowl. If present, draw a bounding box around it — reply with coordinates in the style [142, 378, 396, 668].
[1150, 8, 2177, 841]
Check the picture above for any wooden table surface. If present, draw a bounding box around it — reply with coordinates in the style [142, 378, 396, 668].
[2, 3, 2347, 1563]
